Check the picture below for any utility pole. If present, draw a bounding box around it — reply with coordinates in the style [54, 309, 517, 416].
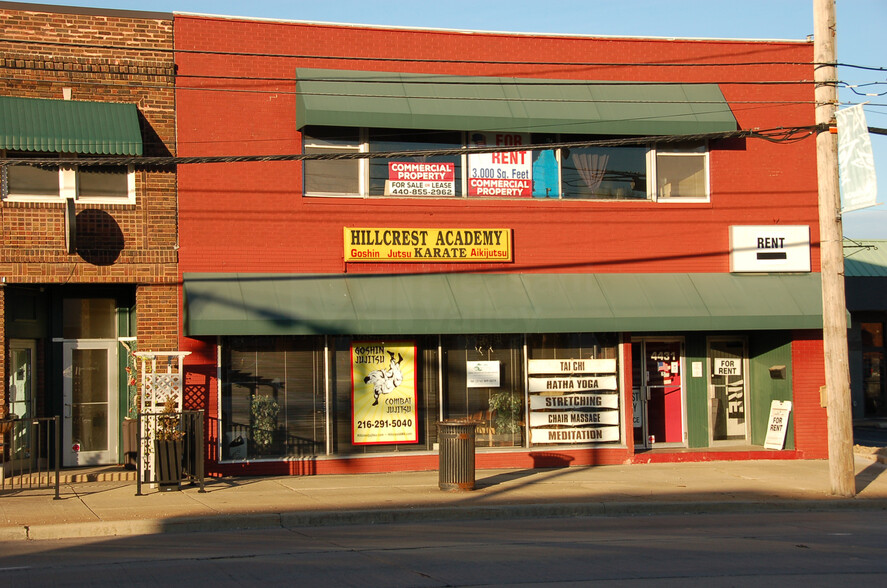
[814, 0, 855, 497]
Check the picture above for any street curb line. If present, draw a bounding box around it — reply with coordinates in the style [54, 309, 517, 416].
[10, 498, 887, 541]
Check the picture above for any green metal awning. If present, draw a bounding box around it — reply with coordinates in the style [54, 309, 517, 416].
[183, 272, 822, 336]
[0, 95, 143, 156]
[295, 68, 737, 136]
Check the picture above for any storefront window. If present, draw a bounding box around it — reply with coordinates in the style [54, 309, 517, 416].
[220, 336, 325, 460]
[443, 334, 524, 448]
[331, 336, 439, 455]
[861, 322, 886, 416]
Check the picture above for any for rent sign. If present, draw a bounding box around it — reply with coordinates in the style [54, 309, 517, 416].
[468, 132, 532, 197]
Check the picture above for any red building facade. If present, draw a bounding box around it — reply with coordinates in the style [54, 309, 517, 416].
[174, 14, 828, 475]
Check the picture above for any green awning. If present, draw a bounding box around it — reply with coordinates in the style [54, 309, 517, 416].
[183, 272, 822, 336]
[295, 68, 737, 136]
[0, 96, 143, 156]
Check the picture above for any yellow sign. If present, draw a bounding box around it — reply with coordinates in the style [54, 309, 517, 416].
[344, 227, 512, 262]
[351, 342, 418, 445]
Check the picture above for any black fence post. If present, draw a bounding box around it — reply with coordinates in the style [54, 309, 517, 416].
[135, 412, 143, 497]
[53, 416, 60, 500]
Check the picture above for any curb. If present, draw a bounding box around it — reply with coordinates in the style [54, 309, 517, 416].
[9, 497, 887, 542]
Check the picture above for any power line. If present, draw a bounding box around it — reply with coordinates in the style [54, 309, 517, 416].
[0, 125, 825, 168]
[0, 35, 883, 72]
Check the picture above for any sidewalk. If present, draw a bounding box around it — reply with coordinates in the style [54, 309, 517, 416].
[3, 453, 887, 542]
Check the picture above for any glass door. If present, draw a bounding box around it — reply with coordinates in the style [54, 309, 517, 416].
[8, 340, 36, 460]
[63, 341, 118, 466]
[708, 338, 749, 443]
[633, 339, 685, 448]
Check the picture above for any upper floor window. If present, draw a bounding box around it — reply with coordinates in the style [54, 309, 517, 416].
[654, 144, 709, 201]
[302, 127, 709, 203]
[1, 151, 135, 204]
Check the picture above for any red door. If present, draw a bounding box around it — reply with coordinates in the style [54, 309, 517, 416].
[643, 341, 683, 445]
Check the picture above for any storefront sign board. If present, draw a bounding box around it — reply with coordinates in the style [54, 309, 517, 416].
[344, 227, 512, 262]
[531, 426, 620, 444]
[528, 375, 618, 393]
[529, 393, 619, 410]
[527, 358, 617, 375]
[351, 342, 418, 445]
[529, 410, 619, 427]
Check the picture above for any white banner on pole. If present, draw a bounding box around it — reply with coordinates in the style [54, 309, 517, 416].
[836, 105, 878, 213]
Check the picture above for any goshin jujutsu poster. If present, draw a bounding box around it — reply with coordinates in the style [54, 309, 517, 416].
[351, 342, 418, 445]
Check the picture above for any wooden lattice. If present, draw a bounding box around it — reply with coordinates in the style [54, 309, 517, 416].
[134, 352, 190, 485]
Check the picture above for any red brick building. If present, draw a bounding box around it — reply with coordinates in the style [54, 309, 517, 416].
[1, 2, 177, 467]
[174, 12, 828, 476]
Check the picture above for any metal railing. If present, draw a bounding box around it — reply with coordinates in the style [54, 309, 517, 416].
[0, 416, 61, 499]
[136, 410, 205, 495]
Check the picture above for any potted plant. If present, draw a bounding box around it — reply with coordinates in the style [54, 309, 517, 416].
[488, 390, 522, 436]
[250, 394, 279, 456]
[154, 396, 185, 491]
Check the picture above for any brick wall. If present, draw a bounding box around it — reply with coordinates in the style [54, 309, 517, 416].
[0, 4, 179, 351]
[174, 16, 819, 277]
[791, 331, 829, 458]
[0, 4, 179, 421]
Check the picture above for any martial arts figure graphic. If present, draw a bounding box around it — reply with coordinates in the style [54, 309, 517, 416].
[365, 351, 404, 406]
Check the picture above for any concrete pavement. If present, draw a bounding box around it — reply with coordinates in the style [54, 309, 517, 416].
[3, 453, 887, 542]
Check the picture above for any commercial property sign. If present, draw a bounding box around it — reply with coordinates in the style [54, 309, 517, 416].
[385, 162, 455, 196]
[344, 227, 512, 262]
[729, 225, 811, 273]
[351, 342, 418, 445]
[468, 132, 532, 197]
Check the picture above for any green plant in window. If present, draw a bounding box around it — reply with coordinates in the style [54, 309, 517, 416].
[488, 391, 522, 434]
[250, 395, 280, 451]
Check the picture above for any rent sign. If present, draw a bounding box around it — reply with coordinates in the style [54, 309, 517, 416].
[468, 132, 532, 197]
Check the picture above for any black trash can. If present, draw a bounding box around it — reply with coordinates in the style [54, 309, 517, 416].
[438, 419, 478, 491]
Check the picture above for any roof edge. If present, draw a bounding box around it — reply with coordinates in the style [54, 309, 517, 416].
[173, 11, 810, 45]
[0, 1, 171, 20]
